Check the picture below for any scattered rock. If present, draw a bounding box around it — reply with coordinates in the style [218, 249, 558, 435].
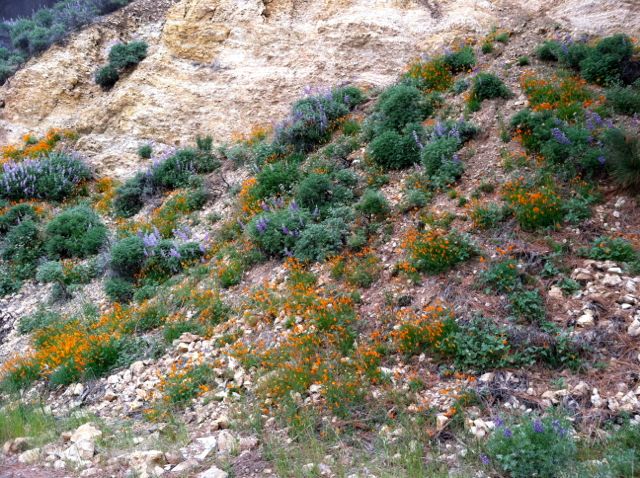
[17, 448, 41, 464]
[198, 465, 228, 478]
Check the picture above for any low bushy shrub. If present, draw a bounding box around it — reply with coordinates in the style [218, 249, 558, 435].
[584, 236, 637, 263]
[0, 152, 91, 201]
[509, 289, 546, 323]
[421, 136, 463, 185]
[486, 415, 576, 478]
[503, 180, 563, 231]
[603, 128, 640, 190]
[108, 41, 148, 70]
[443, 46, 476, 74]
[293, 218, 346, 262]
[402, 228, 475, 274]
[275, 85, 364, 152]
[44, 206, 107, 259]
[368, 130, 421, 170]
[479, 259, 521, 293]
[355, 189, 390, 221]
[579, 34, 633, 86]
[254, 160, 300, 200]
[138, 144, 153, 159]
[295, 173, 334, 209]
[95, 65, 119, 89]
[374, 84, 436, 133]
[0, 204, 38, 235]
[248, 207, 310, 257]
[1, 219, 43, 279]
[110, 236, 146, 278]
[469, 73, 511, 106]
[104, 277, 135, 303]
[606, 84, 640, 115]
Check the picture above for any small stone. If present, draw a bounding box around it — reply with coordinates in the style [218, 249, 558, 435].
[628, 320, 640, 337]
[436, 414, 448, 430]
[70, 423, 102, 444]
[548, 286, 563, 300]
[577, 313, 595, 327]
[172, 459, 199, 474]
[130, 361, 145, 376]
[198, 466, 228, 478]
[54, 460, 66, 470]
[216, 430, 237, 454]
[603, 274, 622, 287]
[72, 383, 85, 396]
[18, 448, 40, 464]
[572, 381, 590, 396]
[239, 436, 259, 451]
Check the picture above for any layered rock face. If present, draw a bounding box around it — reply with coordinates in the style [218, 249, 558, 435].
[0, 0, 638, 178]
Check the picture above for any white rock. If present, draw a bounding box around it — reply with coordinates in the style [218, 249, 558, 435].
[198, 466, 228, 478]
[216, 430, 237, 454]
[18, 448, 40, 464]
[603, 274, 623, 287]
[172, 459, 199, 474]
[70, 423, 102, 444]
[577, 314, 595, 327]
[548, 286, 563, 300]
[72, 383, 85, 396]
[628, 320, 640, 337]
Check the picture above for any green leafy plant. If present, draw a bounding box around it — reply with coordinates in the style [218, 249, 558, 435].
[603, 128, 640, 190]
[368, 129, 421, 170]
[44, 206, 107, 259]
[485, 415, 576, 478]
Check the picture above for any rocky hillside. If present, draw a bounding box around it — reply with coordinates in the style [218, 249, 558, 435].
[1, 0, 638, 177]
[0, 1, 640, 478]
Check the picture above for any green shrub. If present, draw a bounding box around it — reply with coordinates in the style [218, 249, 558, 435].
[495, 32, 510, 43]
[295, 174, 333, 209]
[536, 40, 562, 61]
[1, 220, 43, 279]
[607, 84, 640, 115]
[517, 56, 530, 66]
[113, 173, 146, 217]
[470, 202, 505, 229]
[18, 309, 63, 335]
[108, 41, 148, 70]
[0, 204, 38, 235]
[95, 65, 119, 89]
[486, 415, 576, 478]
[293, 218, 345, 262]
[454, 317, 513, 371]
[479, 259, 520, 293]
[0, 267, 22, 297]
[275, 85, 364, 152]
[443, 46, 476, 73]
[402, 189, 429, 211]
[110, 236, 146, 277]
[404, 229, 475, 274]
[248, 207, 310, 257]
[355, 189, 390, 221]
[104, 277, 135, 303]
[584, 236, 637, 263]
[44, 206, 107, 259]
[0, 152, 91, 201]
[470, 73, 511, 103]
[138, 144, 153, 159]
[374, 85, 435, 133]
[579, 34, 633, 86]
[368, 130, 420, 170]
[603, 421, 640, 477]
[481, 42, 494, 54]
[150, 148, 217, 191]
[421, 136, 463, 186]
[509, 289, 545, 323]
[254, 160, 300, 200]
[603, 128, 640, 190]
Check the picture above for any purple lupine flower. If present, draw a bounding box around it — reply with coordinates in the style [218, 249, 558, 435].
[412, 130, 424, 150]
[551, 128, 571, 145]
[494, 417, 504, 428]
[169, 247, 181, 259]
[255, 217, 269, 234]
[503, 428, 513, 438]
[480, 454, 490, 465]
[261, 202, 271, 212]
[597, 155, 606, 166]
[533, 420, 544, 433]
[452, 153, 461, 164]
[289, 200, 299, 212]
[281, 225, 290, 235]
[551, 419, 567, 437]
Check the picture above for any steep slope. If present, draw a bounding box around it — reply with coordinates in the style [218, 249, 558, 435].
[1, 0, 638, 178]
